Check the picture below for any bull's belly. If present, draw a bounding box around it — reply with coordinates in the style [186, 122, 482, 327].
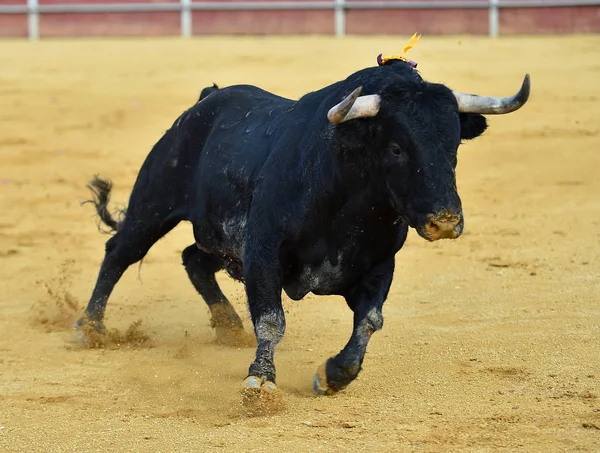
[283, 258, 346, 301]
[193, 215, 379, 299]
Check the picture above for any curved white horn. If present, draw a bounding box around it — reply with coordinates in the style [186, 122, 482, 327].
[453, 74, 531, 114]
[328, 86, 381, 124]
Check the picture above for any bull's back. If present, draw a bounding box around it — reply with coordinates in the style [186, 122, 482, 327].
[196, 84, 294, 167]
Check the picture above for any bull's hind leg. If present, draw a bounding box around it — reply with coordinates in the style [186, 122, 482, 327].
[76, 218, 180, 334]
[76, 176, 185, 337]
[313, 258, 394, 395]
[181, 245, 253, 346]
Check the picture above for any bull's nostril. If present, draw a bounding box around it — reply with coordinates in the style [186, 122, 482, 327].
[427, 221, 440, 233]
[423, 212, 463, 240]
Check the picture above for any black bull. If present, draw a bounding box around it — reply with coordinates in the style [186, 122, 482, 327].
[78, 59, 530, 398]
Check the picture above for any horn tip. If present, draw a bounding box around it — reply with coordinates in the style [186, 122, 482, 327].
[520, 73, 531, 103]
[327, 108, 341, 124]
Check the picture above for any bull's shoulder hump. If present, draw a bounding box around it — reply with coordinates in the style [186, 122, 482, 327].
[216, 84, 294, 105]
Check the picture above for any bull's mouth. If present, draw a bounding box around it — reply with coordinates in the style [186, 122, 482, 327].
[413, 212, 464, 242]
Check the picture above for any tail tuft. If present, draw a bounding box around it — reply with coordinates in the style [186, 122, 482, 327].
[82, 176, 125, 234]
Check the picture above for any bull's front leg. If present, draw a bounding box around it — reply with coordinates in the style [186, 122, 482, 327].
[241, 232, 285, 409]
[313, 258, 394, 395]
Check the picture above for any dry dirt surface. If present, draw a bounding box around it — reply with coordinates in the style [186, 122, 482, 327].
[0, 35, 599, 452]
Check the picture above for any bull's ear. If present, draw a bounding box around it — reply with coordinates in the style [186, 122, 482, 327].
[460, 113, 487, 141]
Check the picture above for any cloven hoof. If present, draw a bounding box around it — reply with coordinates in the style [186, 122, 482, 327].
[241, 376, 285, 414]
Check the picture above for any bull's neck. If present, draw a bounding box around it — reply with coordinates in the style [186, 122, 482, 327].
[291, 84, 383, 218]
[297, 135, 379, 229]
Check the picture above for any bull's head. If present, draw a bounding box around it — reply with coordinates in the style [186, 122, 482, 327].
[328, 69, 530, 241]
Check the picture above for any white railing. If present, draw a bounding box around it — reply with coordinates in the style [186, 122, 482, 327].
[1, 0, 599, 40]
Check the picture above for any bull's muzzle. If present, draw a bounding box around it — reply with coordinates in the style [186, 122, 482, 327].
[419, 211, 463, 241]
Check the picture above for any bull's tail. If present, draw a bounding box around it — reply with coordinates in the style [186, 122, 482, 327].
[83, 175, 126, 234]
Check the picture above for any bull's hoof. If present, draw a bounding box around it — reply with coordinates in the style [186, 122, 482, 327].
[73, 316, 106, 347]
[210, 304, 255, 348]
[74, 315, 105, 331]
[313, 361, 336, 396]
[241, 376, 284, 414]
[313, 359, 354, 396]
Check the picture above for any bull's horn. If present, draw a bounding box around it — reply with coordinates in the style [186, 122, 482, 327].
[453, 74, 531, 114]
[328, 86, 381, 124]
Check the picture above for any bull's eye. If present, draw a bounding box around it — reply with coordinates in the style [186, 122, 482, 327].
[389, 146, 405, 157]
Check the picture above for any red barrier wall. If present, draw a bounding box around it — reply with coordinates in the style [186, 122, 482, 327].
[0, 0, 599, 37]
[500, 6, 600, 34]
[346, 8, 489, 35]
[192, 9, 334, 35]
[0, 0, 27, 36]
[38, 0, 180, 36]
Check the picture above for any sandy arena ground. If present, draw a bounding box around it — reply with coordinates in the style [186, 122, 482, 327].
[0, 35, 599, 452]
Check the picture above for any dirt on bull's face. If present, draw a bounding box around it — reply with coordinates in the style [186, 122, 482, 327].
[0, 36, 599, 452]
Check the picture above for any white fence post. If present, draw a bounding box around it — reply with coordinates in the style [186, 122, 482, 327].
[489, 0, 499, 37]
[334, 0, 345, 37]
[181, 0, 192, 38]
[27, 0, 39, 40]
